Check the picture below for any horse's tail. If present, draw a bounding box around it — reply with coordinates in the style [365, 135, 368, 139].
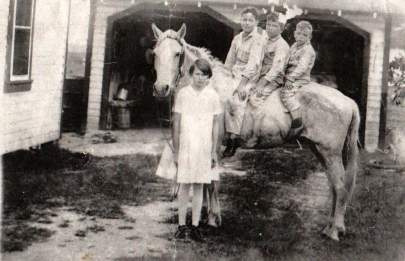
[343, 102, 360, 199]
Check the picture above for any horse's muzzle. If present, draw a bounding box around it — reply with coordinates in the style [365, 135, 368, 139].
[153, 83, 171, 98]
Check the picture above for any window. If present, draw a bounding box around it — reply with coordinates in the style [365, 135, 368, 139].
[4, 0, 35, 92]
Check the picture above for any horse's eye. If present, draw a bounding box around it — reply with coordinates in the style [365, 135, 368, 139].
[175, 52, 181, 57]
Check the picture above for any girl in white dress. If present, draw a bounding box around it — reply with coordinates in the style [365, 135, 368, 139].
[172, 59, 222, 242]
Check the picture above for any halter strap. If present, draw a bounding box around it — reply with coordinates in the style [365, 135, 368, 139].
[154, 34, 184, 48]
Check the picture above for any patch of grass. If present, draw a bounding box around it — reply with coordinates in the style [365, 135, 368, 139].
[3, 147, 167, 216]
[1, 223, 55, 252]
[87, 224, 106, 233]
[238, 148, 321, 183]
[118, 226, 134, 230]
[2, 145, 171, 252]
[69, 198, 125, 219]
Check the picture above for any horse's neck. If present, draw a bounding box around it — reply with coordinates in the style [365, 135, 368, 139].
[177, 50, 193, 88]
[177, 43, 206, 87]
[176, 41, 237, 104]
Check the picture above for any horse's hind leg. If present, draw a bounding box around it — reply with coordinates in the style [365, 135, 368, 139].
[308, 143, 336, 227]
[325, 181, 337, 227]
[322, 153, 348, 241]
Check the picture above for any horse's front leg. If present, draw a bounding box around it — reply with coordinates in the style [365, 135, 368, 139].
[203, 113, 224, 227]
[207, 180, 221, 227]
[217, 112, 225, 156]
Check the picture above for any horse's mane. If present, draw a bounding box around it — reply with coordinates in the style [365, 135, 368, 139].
[154, 31, 230, 76]
[181, 39, 231, 76]
[153, 32, 233, 89]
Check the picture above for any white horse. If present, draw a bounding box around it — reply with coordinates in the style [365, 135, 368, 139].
[152, 23, 360, 241]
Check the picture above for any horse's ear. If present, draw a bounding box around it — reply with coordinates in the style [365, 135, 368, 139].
[151, 23, 162, 39]
[177, 23, 187, 39]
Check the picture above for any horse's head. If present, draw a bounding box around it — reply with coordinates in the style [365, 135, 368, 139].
[151, 23, 186, 97]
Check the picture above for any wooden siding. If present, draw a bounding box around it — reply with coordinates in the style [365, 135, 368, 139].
[343, 14, 386, 151]
[0, 0, 10, 89]
[0, 0, 11, 153]
[0, 0, 70, 154]
[86, 3, 127, 130]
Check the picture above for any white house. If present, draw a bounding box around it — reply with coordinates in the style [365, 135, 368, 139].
[0, 0, 71, 154]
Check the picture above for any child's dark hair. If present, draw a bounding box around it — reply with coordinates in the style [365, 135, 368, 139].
[241, 7, 259, 20]
[189, 58, 213, 78]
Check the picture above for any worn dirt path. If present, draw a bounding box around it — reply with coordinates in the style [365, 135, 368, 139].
[2, 201, 177, 261]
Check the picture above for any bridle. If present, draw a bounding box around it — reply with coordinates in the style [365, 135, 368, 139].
[153, 34, 186, 130]
[153, 34, 185, 89]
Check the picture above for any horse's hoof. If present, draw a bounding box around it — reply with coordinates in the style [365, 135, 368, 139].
[337, 225, 346, 235]
[207, 214, 220, 227]
[322, 226, 339, 241]
[207, 220, 218, 228]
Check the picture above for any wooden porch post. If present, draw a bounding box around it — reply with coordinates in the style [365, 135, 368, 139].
[378, 13, 392, 148]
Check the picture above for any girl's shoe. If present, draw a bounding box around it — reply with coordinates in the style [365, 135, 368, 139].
[174, 225, 189, 240]
[190, 226, 205, 242]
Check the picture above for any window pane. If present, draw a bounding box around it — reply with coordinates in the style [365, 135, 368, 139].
[15, 0, 33, 26]
[12, 29, 30, 76]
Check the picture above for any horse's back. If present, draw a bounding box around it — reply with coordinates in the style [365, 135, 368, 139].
[259, 82, 359, 148]
[301, 82, 358, 114]
[261, 82, 358, 126]
[299, 82, 359, 147]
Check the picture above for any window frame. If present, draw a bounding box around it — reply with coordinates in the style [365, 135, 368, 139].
[4, 0, 36, 93]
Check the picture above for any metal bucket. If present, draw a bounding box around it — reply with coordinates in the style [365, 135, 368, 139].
[117, 88, 128, 100]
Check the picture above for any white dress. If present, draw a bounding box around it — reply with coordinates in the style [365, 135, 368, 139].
[174, 85, 222, 184]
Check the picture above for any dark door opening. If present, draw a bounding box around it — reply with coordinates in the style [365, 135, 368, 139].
[103, 8, 234, 129]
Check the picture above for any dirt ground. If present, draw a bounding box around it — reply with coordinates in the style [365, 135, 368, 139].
[1, 134, 405, 261]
